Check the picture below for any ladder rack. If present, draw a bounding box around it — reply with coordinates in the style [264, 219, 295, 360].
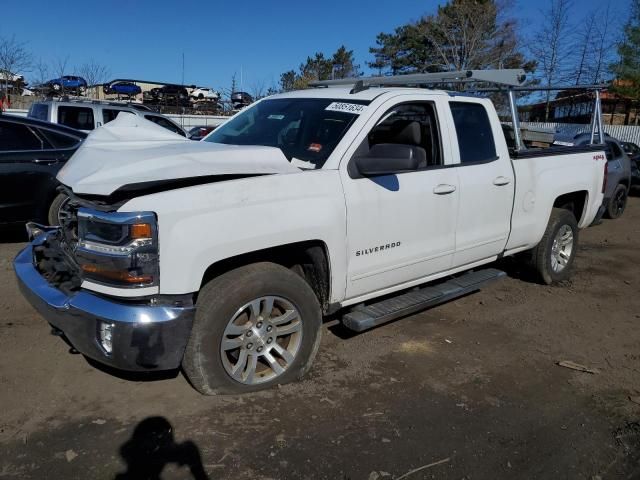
[309, 69, 527, 89]
[310, 69, 607, 151]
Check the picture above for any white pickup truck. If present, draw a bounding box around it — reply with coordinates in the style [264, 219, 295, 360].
[15, 71, 608, 394]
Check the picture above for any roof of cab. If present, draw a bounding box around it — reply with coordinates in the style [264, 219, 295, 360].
[268, 87, 452, 101]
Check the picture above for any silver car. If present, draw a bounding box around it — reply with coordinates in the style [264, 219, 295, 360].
[27, 99, 186, 137]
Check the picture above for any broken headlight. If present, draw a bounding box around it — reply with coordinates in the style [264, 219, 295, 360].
[76, 208, 159, 288]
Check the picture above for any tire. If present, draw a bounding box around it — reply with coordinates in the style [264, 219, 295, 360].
[182, 262, 322, 395]
[47, 193, 69, 226]
[605, 184, 628, 219]
[529, 208, 579, 285]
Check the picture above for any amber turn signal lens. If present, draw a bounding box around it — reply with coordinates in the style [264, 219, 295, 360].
[81, 264, 153, 284]
[130, 223, 152, 239]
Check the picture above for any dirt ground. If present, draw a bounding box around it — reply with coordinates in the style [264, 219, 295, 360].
[1, 200, 640, 480]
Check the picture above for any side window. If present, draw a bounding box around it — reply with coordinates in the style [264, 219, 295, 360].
[0, 122, 43, 151]
[103, 109, 133, 124]
[364, 102, 442, 168]
[57, 106, 95, 130]
[39, 129, 81, 149]
[450, 102, 497, 164]
[144, 115, 186, 136]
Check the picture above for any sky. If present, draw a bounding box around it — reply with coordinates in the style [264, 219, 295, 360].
[2, 0, 625, 91]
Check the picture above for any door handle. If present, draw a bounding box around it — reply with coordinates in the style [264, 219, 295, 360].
[433, 184, 456, 195]
[493, 176, 511, 186]
[32, 158, 59, 165]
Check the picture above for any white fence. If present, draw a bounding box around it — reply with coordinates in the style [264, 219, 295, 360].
[165, 114, 228, 129]
[521, 122, 640, 145]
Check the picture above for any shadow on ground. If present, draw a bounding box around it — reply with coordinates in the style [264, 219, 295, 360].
[114, 416, 209, 480]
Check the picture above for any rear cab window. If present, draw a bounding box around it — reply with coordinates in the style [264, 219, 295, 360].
[449, 102, 497, 164]
[57, 106, 95, 130]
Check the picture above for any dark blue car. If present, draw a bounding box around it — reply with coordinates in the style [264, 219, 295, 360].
[103, 81, 142, 96]
[43, 76, 88, 94]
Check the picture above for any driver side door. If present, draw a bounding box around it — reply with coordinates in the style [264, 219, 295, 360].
[340, 97, 459, 300]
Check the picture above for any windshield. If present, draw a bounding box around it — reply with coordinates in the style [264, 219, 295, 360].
[205, 98, 369, 169]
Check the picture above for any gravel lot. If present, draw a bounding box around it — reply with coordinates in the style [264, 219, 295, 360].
[1, 200, 639, 479]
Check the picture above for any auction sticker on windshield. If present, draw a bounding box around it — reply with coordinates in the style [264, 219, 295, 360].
[325, 102, 367, 114]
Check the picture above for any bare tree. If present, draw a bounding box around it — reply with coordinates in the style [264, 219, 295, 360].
[529, 0, 573, 121]
[31, 58, 50, 88]
[0, 35, 32, 97]
[590, 3, 617, 84]
[249, 78, 266, 100]
[53, 55, 70, 95]
[572, 4, 617, 85]
[78, 59, 110, 98]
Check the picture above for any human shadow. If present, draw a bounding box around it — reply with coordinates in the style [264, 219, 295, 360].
[115, 416, 210, 480]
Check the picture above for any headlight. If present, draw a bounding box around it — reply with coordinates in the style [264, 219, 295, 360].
[76, 208, 159, 288]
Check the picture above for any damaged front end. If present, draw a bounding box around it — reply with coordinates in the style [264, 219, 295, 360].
[14, 188, 196, 372]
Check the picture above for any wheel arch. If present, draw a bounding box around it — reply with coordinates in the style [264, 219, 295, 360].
[199, 240, 333, 313]
[552, 190, 589, 224]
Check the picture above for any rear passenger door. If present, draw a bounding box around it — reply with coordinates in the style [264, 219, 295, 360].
[446, 100, 514, 267]
[0, 121, 69, 223]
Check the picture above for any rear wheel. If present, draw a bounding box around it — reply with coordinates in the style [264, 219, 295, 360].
[182, 262, 322, 395]
[605, 184, 628, 219]
[530, 208, 579, 285]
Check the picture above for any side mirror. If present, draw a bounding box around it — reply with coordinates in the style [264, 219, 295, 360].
[354, 143, 423, 177]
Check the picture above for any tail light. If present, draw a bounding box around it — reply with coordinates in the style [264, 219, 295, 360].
[602, 161, 608, 194]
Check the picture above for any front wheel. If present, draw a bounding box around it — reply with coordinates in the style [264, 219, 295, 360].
[605, 184, 628, 219]
[530, 208, 579, 285]
[47, 193, 69, 226]
[182, 262, 322, 395]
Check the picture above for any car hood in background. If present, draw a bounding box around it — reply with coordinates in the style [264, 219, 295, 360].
[57, 114, 300, 196]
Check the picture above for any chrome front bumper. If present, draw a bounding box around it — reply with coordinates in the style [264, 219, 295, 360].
[14, 235, 195, 371]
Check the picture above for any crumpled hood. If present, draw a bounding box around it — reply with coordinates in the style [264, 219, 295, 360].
[57, 114, 300, 196]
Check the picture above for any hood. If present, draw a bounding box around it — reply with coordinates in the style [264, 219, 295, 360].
[57, 114, 300, 196]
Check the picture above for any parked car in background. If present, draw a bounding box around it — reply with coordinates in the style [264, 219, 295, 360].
[622, 141, 640, 189]
[554, 132, 631, 219]
[40, 76, 88, 95]
[0, 113, 86, 225]
[187, 125, 217, 140]
[152, 85, 189, 103]
[190, 87, 219, 101]
[103, 81, 142, 97]
[231, 91, 253, 108]
[28, 99, 186, 136]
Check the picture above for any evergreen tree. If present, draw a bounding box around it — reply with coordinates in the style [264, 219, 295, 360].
[611, 0, 640, 98]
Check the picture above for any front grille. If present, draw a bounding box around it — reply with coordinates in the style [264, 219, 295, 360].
[33, 231, 82, 295]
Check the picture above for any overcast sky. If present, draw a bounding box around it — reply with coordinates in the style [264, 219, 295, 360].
[4, 0, 625, 90]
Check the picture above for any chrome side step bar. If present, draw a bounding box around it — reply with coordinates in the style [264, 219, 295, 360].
[342, 268, 506, 332]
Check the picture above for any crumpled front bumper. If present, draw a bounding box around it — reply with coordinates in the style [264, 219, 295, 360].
[13, 234, 195, 371]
